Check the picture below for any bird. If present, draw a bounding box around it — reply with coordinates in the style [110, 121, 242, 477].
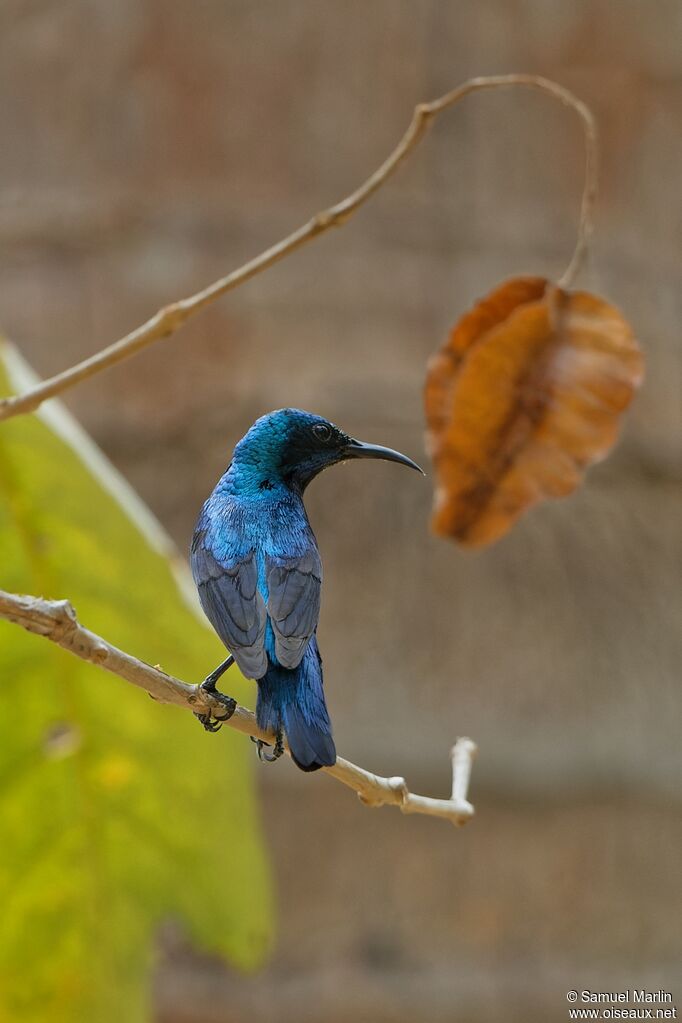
[190, 408, 423, 772]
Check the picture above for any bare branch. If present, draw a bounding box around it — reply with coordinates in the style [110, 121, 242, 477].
[0, 74, 596, 423]
[0, 589, 476, 826]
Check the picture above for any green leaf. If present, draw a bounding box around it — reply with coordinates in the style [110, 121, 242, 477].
[0, 339, 273, 1023]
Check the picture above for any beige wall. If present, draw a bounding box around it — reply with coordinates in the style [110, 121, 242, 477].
[1, 2, 680, 1020]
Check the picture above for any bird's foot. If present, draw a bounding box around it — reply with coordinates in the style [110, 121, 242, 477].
[194, 689, 237, 733]
[251, 729, 284, 763]
[194, 694, 237, 733]
[194, 660, 237, 733]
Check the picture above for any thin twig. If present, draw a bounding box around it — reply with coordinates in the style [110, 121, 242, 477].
[0, 74, 596, 423]
[0, 589, 477, 826]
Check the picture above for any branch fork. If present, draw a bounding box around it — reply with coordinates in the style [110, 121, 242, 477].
[353, 739, 477, 825]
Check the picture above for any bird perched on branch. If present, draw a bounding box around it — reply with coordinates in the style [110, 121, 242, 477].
[190, 408, 422, 771]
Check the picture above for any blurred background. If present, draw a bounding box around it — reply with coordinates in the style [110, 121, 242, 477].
[1, 1, 680, 1020]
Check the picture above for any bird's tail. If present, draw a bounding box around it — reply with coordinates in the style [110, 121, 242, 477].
[256, 638, 336, 772]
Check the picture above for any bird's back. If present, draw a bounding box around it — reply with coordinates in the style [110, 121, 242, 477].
[191, 483, 322, 680]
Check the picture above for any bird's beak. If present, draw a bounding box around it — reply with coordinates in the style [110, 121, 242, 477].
[345, 438, 425, 474]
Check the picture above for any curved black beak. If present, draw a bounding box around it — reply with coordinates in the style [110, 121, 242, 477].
[345, 438, 424, 474]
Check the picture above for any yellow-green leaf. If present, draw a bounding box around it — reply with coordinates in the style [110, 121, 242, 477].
[0, 339, 273, 1023]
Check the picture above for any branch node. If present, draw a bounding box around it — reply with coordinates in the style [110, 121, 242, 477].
[90, 640, 109, 663]
[387, 775, 409, 801]
[51, 599, 79, 640]
[159, 302, 187, 335]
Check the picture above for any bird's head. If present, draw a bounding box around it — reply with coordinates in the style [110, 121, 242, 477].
[231, 408, 423, 493]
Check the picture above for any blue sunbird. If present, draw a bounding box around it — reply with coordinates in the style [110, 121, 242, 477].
[190, 408, 423, 771]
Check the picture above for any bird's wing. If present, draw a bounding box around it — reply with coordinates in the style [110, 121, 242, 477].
[191, 543, 267, 679]
[265, 548, 322, 669]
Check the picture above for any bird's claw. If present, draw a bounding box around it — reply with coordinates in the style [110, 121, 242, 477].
[258, 743, 280, 763]
[194, 712, 222, 733]
[194, 691, 237, 733]
[251, 729, 284, 763]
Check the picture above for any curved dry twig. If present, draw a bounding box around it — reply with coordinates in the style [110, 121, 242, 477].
[0, 589, 477, 826]
[0, 73, 596, 423]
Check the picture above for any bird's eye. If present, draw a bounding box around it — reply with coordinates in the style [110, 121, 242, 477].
[312, 423, 332, 443]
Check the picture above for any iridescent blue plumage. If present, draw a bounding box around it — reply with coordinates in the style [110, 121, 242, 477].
[191, 408, 422, 771]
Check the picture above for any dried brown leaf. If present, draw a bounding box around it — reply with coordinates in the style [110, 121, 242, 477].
[424, 277, 644, 547]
